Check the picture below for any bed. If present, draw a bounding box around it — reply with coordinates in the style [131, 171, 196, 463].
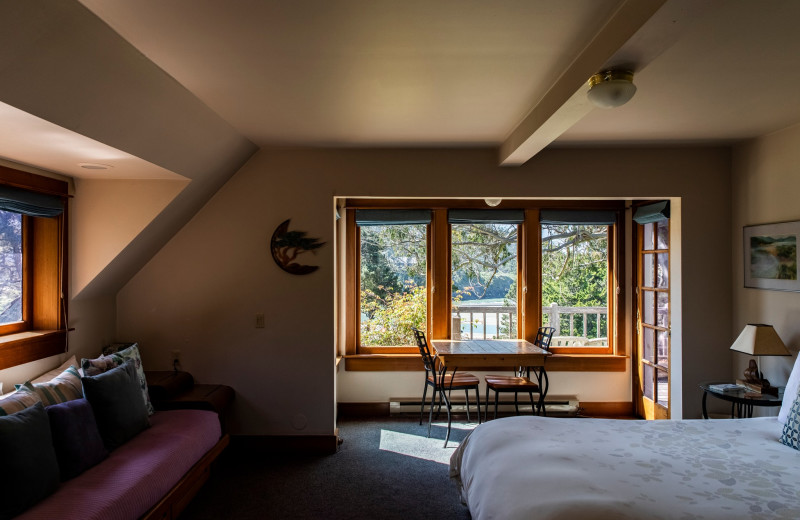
[450, 414, 800, 520]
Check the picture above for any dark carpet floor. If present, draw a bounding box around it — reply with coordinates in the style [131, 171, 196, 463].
[180, 415, 475, 520]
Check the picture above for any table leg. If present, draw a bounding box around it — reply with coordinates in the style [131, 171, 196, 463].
[701, 391, 709, 419]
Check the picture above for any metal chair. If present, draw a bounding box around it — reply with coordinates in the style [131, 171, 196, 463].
[484, 327, 555, 420]
[412, 328, 480, 447]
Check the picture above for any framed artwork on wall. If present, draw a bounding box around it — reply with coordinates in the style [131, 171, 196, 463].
[744, 220, 800, 291]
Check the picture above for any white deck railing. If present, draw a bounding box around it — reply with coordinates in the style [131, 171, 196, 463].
[452, 302, 607, 345]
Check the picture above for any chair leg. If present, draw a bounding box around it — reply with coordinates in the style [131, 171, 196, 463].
[475, 387, 481, 424]
[493, 390, 499, 420]
[514, 392, 519, 415]
[484, 386, 490, 422]
[464, 389, 471, 422]
[420, 382, 429, 425]
[528, 392, 536, 415]
[427, 388, 437, 437]
[443, 390, 452, 448]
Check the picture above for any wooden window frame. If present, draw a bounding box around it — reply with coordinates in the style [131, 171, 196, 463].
[343, 198, 626, 370]
[0, 166, 68, 370]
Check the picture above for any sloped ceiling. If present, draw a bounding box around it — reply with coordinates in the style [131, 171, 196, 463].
[1, 0, 800, 296]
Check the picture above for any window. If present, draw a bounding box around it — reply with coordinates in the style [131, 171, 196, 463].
[0, 166, 68, 370]
[354, 210, 430, 351]
[450, 210, 521, 340]
[343, 200, 624, 368]
[540, 210, 616, 354]
[0, 210, 23, 329]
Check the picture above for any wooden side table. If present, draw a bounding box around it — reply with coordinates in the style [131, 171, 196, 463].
[700, 382, 782, 419]
[146, 371, 235, 433]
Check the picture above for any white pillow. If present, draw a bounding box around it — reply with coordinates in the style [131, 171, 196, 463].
[778, 354, 800, 424]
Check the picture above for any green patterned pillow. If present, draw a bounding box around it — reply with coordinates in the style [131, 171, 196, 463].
[780, 391, 800, 450]
[109, 344, 154, 416]
[0, 386, 41, 416]
[20, 366, 83, 406]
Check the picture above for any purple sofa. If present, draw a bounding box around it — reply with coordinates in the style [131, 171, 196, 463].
[17, 409, 224, 520]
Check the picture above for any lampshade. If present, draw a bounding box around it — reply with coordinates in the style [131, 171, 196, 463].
[587, 70, 637, 108]
[729, 324, 791, 356]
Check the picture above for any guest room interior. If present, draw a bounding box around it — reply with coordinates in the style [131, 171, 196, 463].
[2, 0, 800, 511]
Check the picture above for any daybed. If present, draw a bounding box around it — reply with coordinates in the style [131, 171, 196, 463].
[18, 409, 226, 520]
[450, 357, 800, 520]
[0, 345, 230, 520]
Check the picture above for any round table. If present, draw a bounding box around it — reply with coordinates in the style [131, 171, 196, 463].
[700, 382, 782, 419]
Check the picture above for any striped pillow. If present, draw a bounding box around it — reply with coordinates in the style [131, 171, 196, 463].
[0, 386, 41, 416]
[22, 366, 83, 406]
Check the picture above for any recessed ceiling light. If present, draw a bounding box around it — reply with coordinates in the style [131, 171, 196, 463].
[78, 162, 113, 170]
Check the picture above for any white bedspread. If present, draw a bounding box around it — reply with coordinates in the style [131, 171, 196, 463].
[450, 416, 800, 520]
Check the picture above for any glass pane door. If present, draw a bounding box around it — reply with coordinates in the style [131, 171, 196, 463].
[636, 218, 670, 420]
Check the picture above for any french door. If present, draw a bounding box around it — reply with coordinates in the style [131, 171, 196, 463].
[634, 204, 670, 420]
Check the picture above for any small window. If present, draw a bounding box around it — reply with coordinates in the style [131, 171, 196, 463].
[0, 167, 68, 370]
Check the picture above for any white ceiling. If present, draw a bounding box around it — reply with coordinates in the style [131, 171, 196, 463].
[6, 0, 800, 178]
[79, 0, 800, 145]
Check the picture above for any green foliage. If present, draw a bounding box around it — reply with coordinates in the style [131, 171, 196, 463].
[360, 283, 426, 346]
[541, 225, 607, 307]
[451, 223, 517, 300]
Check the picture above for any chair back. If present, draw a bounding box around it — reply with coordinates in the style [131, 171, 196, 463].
[412, 328, 436, 373]
[535, 326, 556, 350]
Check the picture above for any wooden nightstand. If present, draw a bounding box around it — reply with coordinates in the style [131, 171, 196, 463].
[146, 371, 235, 433]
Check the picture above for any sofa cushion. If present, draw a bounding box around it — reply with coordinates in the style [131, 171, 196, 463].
[46, 398, 108, 481]
[82, 344, 154, 416]
[0, 385, 41, 416]
[82, 361, 150, 450]
[20, 366, 83, 406]
[15, 410, 221, 520]
[0, 402, 60, 519]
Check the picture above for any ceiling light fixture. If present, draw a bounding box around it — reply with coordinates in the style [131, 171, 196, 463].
[78, 162, 112, 170]
[587, 70, 637, 108]
[484, 198, 502, 207]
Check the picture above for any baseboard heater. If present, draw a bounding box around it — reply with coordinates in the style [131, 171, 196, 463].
[389, 395, 580, 417]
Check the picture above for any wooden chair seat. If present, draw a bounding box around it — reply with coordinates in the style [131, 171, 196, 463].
[428, 373, 480, 387]
[485, 374, 539, 391]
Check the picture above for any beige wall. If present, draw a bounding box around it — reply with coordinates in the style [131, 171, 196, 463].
[115, 145, 731, 435]
[732, 123, 800, 400]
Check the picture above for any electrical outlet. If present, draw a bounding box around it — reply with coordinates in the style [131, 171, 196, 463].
[255, 313, 265, 328]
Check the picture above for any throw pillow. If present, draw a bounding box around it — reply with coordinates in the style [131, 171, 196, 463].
[80, 355, 118, 377]
[46, 398, 108, 481]
[780, 389, 800, 450]
[31, 355, 78, 384]
[109, 344, 154, 416]
[81, 344, 154, 415]
[779, 354, 800, 424]
[19, 366, 83, 406]
[0, 386, 41, 416]
[0, 402, 60, 518]
[82, 360, 150, 450]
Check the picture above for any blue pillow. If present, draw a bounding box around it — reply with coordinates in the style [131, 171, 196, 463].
[46, 398, 108, 480]
[0, 402, 60, 518]
[81, 360, 150, 450]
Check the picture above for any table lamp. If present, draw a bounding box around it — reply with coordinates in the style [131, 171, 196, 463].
[730, 324, 791, 394]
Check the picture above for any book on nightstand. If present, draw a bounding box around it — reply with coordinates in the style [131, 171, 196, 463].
[708, 383, 746, 393]
[735, 379, 783, 396]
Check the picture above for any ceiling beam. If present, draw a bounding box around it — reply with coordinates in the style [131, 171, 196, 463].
[499, 0, 667, 166]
